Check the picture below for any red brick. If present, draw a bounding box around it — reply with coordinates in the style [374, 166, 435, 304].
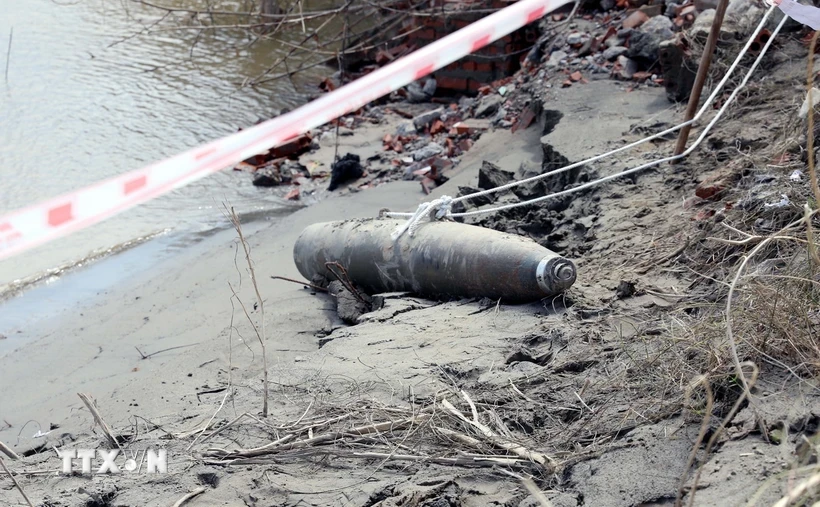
[436, 75, 469, 91]
[476, 61, 493, 73]
[458, 139, 473, 152]
[468, 80, 483, 92]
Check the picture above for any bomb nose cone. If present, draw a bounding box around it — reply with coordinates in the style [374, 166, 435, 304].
[553, 261, 576, 287]
[535, 256, 577, 295]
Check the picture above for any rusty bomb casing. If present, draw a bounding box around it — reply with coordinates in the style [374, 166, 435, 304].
[293, 218, 576, 302]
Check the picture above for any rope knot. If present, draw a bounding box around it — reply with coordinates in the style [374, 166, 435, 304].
[390, 194, 454, 240]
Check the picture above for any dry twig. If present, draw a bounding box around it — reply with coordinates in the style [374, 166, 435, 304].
[0, 440, 20, 460]
[0, 455, 34, 507]
[441, 391, 555, 469]
[772, 470, 820, 507]
[807, 30, 820, 209]
[674, 375, 714, 507]
[270, 275, 328, 292]
[226, 205, 269, 417]
[171, 486, 207, 507]
[77, 393, 121, 450]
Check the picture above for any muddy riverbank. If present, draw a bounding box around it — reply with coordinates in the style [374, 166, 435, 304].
[2, 1, 820, 506]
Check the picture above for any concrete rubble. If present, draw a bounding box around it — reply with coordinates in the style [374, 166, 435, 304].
[232, 0, 786, 199]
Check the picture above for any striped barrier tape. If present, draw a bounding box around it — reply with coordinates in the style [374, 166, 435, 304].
[0, 0, 573, 262]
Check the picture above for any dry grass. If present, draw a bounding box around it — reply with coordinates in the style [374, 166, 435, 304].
[200, 387, 557, 473]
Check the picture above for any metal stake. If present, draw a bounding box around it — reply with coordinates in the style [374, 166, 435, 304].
[672, 0, 730, 161]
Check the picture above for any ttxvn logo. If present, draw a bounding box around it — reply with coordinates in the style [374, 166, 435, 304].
[59, 448, 167, 474]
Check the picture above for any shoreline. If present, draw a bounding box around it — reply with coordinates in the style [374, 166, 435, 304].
[0, 111, 414, 327]
[0, 107, 541, 451]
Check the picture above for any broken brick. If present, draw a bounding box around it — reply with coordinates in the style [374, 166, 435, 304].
[632, 71, 652, 82]
[445, 138, 456, 157]
[695, 182, 726, 200]
[234, 161, 257, 172]
[318, 78, 336, 92]
[511, 106, 536, 133]
[600, 26, 618, 45]
[695, 171, 735, 200]
[432, 157, 453, 171]
[271, 133, 312, 159]
[623, 10, 649, 29]
[421, 176, 436, 195]
[284, 188, 300, 200]
[430, 119, 445, 135]
[570, 71, 583, 82]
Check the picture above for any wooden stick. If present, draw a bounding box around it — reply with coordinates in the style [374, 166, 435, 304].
[350, 451, 522, 467]
[0, 440, 20, 460]
[227, 206, 269, 417]
[442, 393, 554, 469]
[228, 415, 430, 458]
[672, 0, 730, 160]
[0, 456, 34, 507]
[202, 412, 249, 443]
[212, 434, 295, 457]
[77, 393, 121, 450]
[219, 451, 525, 468]
[171, 486, 206, 507]
[435, 426, 484, 450]
[270, 275, 328, 292]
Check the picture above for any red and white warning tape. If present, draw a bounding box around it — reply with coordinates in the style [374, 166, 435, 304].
[0, 0, 572, 262]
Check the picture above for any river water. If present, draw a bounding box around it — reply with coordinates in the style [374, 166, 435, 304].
[0, 0, 331, 293]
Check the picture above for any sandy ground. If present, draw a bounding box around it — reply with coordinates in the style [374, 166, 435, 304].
[2, 62, 820, 506]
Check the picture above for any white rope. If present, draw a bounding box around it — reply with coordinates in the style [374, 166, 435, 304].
[449, 13, 786, 218]
[384, 6, 778, 229]
[390, 194, 453, 239]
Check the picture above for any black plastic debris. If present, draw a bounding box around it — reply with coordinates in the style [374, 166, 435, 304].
[328, 153, 364, 191]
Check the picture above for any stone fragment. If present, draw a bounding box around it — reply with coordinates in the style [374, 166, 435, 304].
[478, 160, 515, 190]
